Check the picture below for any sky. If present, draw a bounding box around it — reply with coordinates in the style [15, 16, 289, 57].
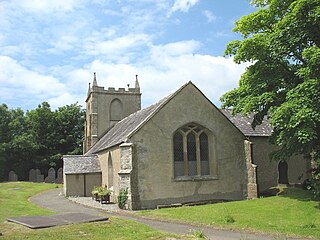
[0, 0, 256, 110]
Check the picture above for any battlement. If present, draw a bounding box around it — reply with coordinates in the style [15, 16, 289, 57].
[91, 86, 140, 94]
[84, 73, 142, 154]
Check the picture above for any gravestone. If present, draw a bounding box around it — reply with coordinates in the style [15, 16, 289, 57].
[29, 169, 37, 182]
[35, 169, 44, 183]
[55, 168, 63, 184]
[45, 168, 56, 183]
[8, 171, 18, 181]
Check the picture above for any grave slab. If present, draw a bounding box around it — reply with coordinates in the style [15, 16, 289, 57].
[7, 213, 108, 229]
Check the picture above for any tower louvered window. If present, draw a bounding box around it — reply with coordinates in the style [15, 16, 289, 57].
[173, 123, 211, 178]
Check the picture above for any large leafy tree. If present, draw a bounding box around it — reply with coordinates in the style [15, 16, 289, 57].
[0, 102, 85, 181]
[221, 0, 320, 195]
[0, 104, 12, 181]
[53, 103, 85, 158]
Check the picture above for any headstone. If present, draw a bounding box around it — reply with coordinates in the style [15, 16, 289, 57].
[35, 169, 44, 183]
[55, 168, 63, 184]
[8, 171, 18, 181]
[29, 169, 37, 182]
[45, 168, 56, 183]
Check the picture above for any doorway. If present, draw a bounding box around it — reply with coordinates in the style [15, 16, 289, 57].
[278, 160, 289, 184]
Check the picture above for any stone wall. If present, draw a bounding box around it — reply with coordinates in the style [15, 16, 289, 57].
[250, 136, 310, 192]
[244, 140, 258, 199]
[97, 147, 121, 203]
[84, 83, 141, 153]
[130, 84, 248, 209]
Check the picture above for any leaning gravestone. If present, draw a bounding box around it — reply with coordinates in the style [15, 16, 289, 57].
[35, 169, 44, 182]
[45, 168, 56, 183]
[55, 168, 63, 184]
[8, 171, 18, 181]
[29, 169, 37, 182]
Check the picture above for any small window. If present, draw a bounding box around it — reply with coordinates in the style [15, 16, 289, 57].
[110, 98, 123, 121]
[200, 132, 208, 162]
[173, 132, 184, 162]
[173, 132, 184, 177]
[200, 132, 209, 175]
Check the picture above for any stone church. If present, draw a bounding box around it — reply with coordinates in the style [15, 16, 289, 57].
[63, 74, 309, 210]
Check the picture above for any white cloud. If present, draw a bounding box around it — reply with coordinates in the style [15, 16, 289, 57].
[0, 42, 248, 110]
[12, 0, 82, 13]
[168, 0, 199, 16]
[151, 40, 200, 58]
[0, 0, 251, 111]
[47, 92, 83, 109]
[203, 10, 217, 23]
[68, 43, 249, 108]
[0, 56, 67, 109]
[138, 52, 248, 107]
[85, 34, 151, 56]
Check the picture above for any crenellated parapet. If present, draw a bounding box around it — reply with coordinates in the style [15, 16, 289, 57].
[83, 73, 142, 154]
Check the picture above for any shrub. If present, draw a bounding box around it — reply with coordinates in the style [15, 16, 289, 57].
[92, 186, 112, 196]
[118, 188, 128, 209]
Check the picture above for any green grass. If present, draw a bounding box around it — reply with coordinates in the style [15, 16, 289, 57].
[137, 188, 320, 239]
[0, 182, 60, 236]
[0, 182, 192, 239]
[2, 218, 186, 240]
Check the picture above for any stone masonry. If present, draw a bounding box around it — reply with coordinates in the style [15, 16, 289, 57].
[244, 140, 258, 199]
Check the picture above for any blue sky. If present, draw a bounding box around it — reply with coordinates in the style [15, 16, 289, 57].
[0, 0, 255, 110]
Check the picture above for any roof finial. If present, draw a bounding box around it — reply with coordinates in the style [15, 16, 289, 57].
[93, 72, 98, 86]
[87, 82, 91, 95]
[135, 74, 140, 90]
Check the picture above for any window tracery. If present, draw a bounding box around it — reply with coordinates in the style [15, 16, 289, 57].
[173, 123, 211, 178]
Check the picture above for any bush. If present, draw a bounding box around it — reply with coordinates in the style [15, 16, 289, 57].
[92, 186, 112, 196]
[118, 188, 128, 209]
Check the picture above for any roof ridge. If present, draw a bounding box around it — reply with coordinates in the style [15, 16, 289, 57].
[126, 82, 191, 138]
[85, 82, 192, 155]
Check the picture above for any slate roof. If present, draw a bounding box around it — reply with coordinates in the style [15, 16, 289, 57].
[85, 82, 273, 156]
[63, 155, 101, 174]
[85, 90, 176, 155]
[220, 109, 273, 137]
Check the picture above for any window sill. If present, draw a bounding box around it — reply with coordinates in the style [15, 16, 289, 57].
[173, 175, 218, 182]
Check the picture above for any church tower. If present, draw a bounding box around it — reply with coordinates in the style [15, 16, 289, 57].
[84, 73, 141, 153]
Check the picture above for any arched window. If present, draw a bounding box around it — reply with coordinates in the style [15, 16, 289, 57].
[173, 132, 184, 177]
[200, 132, 209, 175]
[187, 133, 197, 175]
[108, 152, 114, 188]
[110, 98, 123, 121]
[173, 123, 212, 178]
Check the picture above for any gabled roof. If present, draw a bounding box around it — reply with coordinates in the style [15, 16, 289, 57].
[85, 82, 273, 155]
[63, 155, 101, 174]
[220, 109, 272, 137]
[85, 83, 183, 155]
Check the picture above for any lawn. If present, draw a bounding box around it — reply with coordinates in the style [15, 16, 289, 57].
[0, 182, 192, 240]
[137, 187, 320, 239]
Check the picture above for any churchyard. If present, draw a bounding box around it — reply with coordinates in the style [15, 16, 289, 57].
[137, 187, 320, 239]
[0, 181, 319, 239]
[0, 182, 192, 240]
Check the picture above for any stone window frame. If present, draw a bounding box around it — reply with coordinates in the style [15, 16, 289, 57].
[173, 123, 217, 181]
[110, 98, 123, 121]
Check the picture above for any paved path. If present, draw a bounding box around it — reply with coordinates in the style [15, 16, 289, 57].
[30, 189, 309, 240]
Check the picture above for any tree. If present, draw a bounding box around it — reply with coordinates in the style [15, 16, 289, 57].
[25, 102, 56, 173]
[0, 102, 85, 181]
[220, 0, 320, 196]
[54, 103, 85, 156]
[0, 104, 12, 181]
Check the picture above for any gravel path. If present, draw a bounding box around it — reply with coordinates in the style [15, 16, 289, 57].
[30, 188, 309, 240]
